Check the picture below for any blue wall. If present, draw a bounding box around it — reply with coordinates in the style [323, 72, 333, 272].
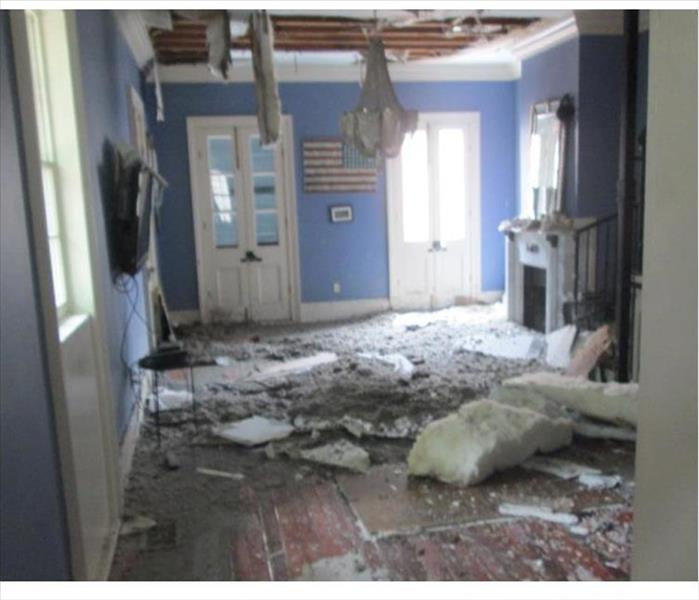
[577, 35, 624, 218]
[517, 38, 580, 216]
[75, 11, 150, 438]
[0, 12, 72, 580]
[146, 80, 517, 310]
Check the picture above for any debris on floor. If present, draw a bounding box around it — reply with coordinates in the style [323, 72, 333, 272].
[459, 332, 545, 360]
[521, 456, 602, 480]
[120, 515, 157, 537]
[407, 399, 572, 486]
[249, 351, 338, 381]
[501, 371, 638, 427]
[111, 305, 635, 581]
[357, 352, 415, 381]
[571, 420, 637, 442]
[498, 502, 579, 525]
[578, 473, 623, 490]
[212, 416, 294, 446]
[567, 325, 613, 378]
[545, 325, 577, 369]
[298, 439, 371, 473]
[154, 387, 192, 412]
[195, 467, 245, 481]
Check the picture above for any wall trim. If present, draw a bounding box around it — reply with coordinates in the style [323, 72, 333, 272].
[456, 290, 504, 305]
[153, 60, 520, 84]
[113, 10, 153, 69]
[512, 16, 578, 61]
[118, 384, 146, 494]
[299, 298, 390, 323]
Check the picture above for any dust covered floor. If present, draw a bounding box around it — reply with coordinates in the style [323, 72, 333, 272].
[110, 304, 634, 581]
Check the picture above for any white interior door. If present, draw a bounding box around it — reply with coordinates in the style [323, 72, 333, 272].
[388, 112, 481, 310]
[189, 117, 294, 322]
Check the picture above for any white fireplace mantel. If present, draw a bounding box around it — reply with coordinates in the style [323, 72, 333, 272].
[504, 220, 594, 333]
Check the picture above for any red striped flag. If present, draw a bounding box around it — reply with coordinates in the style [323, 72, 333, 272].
[303, 139, 377, 193]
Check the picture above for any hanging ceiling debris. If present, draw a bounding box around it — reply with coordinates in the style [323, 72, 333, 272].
[341, 39, 417, 159]
[148, 12, 540, 65]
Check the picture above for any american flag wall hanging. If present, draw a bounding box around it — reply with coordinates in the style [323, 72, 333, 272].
[303, 138, 378, 193]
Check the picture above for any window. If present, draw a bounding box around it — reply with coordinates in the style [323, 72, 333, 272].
[206, 135, 239, 248]
[249, 136, 279, 246]
[400, 129, 429, 243]
[26, 10, 69, 316]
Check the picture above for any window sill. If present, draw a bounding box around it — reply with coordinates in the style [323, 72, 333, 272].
[58, 313, 90, 344]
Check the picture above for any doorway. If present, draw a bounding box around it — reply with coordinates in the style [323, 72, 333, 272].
[187, 116, 299, 323]
[387, 112, 481, 310]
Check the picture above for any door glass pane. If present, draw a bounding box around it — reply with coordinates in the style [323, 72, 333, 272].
[250, 136, 279, 245]
[438, 128, 466, 242]
[208, 136, 235, 173]
[207, 136, 238, 248]
[256, 212, 279, 245]
[214, 212, 238, 247]
[249, 136, 275, 172]
[253, 174, 276, 209]
[401, 130, 429, 243]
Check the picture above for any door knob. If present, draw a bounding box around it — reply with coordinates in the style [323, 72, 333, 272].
[428, 241, 447, 252]
[241, 250, 262, 263]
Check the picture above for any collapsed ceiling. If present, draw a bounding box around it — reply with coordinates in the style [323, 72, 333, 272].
[149, 11, 541, 65]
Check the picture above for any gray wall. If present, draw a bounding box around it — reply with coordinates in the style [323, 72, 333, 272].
[631, 10, 698, 580]
[0, 11, 71, 580]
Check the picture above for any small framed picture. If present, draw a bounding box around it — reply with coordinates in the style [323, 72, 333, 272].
[329, 205, 353, 223]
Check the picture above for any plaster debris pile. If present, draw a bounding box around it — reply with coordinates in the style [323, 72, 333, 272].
[407, 400, 572, 486]
[499, 371, 638, 427]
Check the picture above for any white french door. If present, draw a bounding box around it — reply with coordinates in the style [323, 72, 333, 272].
[387, 112, 481, 310]
[188, 116, 297, 323]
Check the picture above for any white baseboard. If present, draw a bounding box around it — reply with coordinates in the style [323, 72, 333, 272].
[299, 298, 390, 323]
[169, 309, 200, 325]
[118, 382, 147, 497]
[459, 290, 504, 304]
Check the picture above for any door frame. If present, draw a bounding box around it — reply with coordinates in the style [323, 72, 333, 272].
[387, 111, 482, 308]
[186, 115, 301, 323]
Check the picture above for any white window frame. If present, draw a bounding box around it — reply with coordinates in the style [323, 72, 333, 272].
[26, 9, 70, 319]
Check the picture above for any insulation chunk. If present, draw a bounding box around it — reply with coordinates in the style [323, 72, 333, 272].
[407, 400, 572, 486]
[501, 371, 638, 427]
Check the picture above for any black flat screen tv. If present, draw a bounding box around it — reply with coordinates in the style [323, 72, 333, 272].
[112, 145, 162, 276]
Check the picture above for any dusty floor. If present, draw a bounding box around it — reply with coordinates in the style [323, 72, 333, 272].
[110, 304, 634, 581]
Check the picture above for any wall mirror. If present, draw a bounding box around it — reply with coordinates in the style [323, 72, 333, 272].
[527, 94, 574, 219]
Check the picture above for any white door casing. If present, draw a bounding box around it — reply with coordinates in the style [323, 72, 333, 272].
[188, 116, 300, 323]
[387, 112, 481, 310]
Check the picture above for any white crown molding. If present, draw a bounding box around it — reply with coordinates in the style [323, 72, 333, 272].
[153, 59, 520, 84]
[511, 16, 578, 61]
[114, 10, 164, 69]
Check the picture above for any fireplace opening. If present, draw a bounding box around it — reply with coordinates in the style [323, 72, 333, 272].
[523, 265, 547, 332]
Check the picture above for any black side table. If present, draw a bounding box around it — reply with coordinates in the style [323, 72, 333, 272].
[138, 347, 196, 446]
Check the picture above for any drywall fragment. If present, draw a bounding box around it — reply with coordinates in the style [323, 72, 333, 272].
[154, 388, 192, 412]
[358, 352, 415, 380]
[459, 333, 545, 360]
[407, 400, 572, 486]
[521, 456, 602, 480]
[212, 416, 294, 447]
[196, 467, 245, 481]
[490, 385, 575, 421]
[249, 352, 338, 381]
[545, 325, 577, 369]
[296, 552, 387, 581]
[299, 440, 370, 473]
[578, 473, 622, 489]
[120, 515, 157, 536]
[501, 371, 638, 427]
[567, 325, 612, 378]
[572, 420, 637, 442]
[498, 502, 579, 525]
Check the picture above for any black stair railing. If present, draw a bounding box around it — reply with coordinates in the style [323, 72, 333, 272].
[572, 214, 618, 330]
